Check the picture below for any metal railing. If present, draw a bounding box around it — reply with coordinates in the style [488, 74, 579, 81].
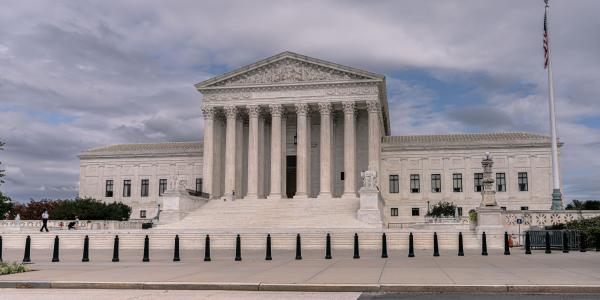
[527, 230, 581, 250]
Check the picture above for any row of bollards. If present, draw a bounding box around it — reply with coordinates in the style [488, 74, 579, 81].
[11, 231, 599, 263]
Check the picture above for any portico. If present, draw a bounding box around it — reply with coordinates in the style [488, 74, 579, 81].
[195, 52, 390, 201]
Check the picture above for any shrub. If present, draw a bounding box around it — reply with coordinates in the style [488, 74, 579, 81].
[468, 209, 477, 222]
[564, 215, 600, 248]
[0, 262, 28, 275]
[427, 201, 457, 217]
[566, 200, 600, 210]
[9, 198, 131, 221]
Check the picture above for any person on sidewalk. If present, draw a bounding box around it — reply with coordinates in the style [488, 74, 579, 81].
[40, 210, 49, 232]
[68, 216, 79, 230]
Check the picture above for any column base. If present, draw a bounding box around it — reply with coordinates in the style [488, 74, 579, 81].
[342, 192, 358, 199]
[316, 193, 333, 200]
[266, 194, 282, 200]
[244, 194, 258, 200]
[293, 193, 309, 200]
[551, 189, 563, 210]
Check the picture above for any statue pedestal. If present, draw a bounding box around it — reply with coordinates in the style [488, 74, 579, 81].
[476, 206, 504, 235]
[357, 187, 383, 225]
[160, 189, 206, 224]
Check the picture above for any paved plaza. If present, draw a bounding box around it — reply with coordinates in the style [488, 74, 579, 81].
[1, 248, 599, 293]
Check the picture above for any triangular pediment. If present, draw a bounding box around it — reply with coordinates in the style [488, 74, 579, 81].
[196, 51, 384, 89]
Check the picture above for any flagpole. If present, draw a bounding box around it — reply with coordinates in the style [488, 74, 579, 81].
[545, 0, 563, 210]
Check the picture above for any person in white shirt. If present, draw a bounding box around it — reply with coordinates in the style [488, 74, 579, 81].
[40, 210, 49, 232]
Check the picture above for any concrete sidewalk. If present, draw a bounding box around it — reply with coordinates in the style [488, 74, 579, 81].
[1, 248, 600, 293]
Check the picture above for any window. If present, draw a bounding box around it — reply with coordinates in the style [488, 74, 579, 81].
[518, 172, 528, 191]
[123, 180, 131, 197]
[410, 174, 420, 193]
[389, 175, 399, 193]
[501, 206, 507, 211]
[453, 173, 463, 192]
[105, 180, 113, 197]
[159, 179, 167, 196]
[431, 174, 441, 193]
[196, 178, 203, 193]
[521, 206, 529, 211]
[474, 173, 483, 192]
[391, 208, 398, 216]
[340, 172, 345, 181]
[457, 207, 463, 216]
[496, 173, 506, 192]
[412, 208, 420, 216]
[141, 179, 149, 197]
[140, 210, 146, 218]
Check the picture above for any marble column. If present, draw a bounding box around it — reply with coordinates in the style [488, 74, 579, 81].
[342, 101, 357, 198]
[201, 105, 216, 199]
[268, 104, 284, 199]
[317, 102, 333, 199]
[366, 100, 381, 175]
[223, 105, 238, 199]
[246, 105, 261, 199]
[294, 103, 310, 198]
[281, 112, 287, 198]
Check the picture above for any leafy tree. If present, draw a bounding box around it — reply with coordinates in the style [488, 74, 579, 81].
[0, 141, 13, 219]
[427, 201, 457, 217]
[564, 215, 600, 249]
[566, 200, 600, 210]
[10, 198, 131, 221]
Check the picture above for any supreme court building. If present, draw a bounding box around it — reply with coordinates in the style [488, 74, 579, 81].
[79, 52, 559, 228]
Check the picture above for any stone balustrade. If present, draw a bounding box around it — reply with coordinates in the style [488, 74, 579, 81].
[0, 219, 146, 232]
[501, 210, 600, 230]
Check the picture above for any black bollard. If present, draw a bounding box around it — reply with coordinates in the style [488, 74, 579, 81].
[0, 236, 3, 262]
[265, 234, 272, 261]
[525, 232, 532, 254]
[353, 233, 360, 259]
[204, 234, 211, 262]
[481, 232, 488, 256]
[173, 235, 180, 262]
[562, 231, 569, 253]
[433, 232, 440, 257]
[112, 235, 119, 262]
[596, 233, 600, 252]
[82, 235, 90, 262]
[408, 232, 415, 258]
[580, 232, 587, 252]
[545, 232, 552, 254]
[52, 235, 60, 262]
[142, 235, 150, 262]
[23, 235, 31, 263]
[458, 232, 464, 257]
[381, 233, 388, 258]
[325, 233, 332, 259]
[503, 232, 510, 255]
[295, 234, 302, 260]
[235, 234, 242, 261]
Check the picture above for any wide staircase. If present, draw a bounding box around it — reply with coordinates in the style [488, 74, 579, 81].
[159, 197, 379, 230]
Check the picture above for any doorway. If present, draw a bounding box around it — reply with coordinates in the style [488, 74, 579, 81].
[286, 155, 296, 198]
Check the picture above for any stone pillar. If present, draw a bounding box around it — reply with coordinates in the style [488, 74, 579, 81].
[366, 101, 381, 175]
[201, 105, 216, 199]
[268, 104, 284, 199]
[246, 105, 261, 199]
[294, 103, 310, 198]
[281, 112, 288, 198]
[223, 105, 238, 200]
[317, 102, 333, 199]
[342, 102, 357, 198]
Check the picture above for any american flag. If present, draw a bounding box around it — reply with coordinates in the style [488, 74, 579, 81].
[543, 8, 549, 69]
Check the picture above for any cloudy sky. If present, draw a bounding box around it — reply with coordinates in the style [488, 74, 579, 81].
[1, 0, 599, 202]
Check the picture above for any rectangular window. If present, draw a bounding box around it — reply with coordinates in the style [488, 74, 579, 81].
[521, 206, 529, 211]
[196, 178, 203, 193]
[496, 173, 506, 192]
[431, 174, 441, 193]
[123, 180, 131, 197]
[518, 172, 528, 191]
[389, 175, 399, 193]
[412, 208, 420, 216]
[474, 173, 483, 192]
[501, 206, 507, 211]
[410, 174, 420, 193]
[140, 210, 146, 218]
[141, 179, 149, 197]
[457, 207, 463, 216]
[159, 179, 167, 196]
[105, 180, 114, 197]
[391, 208, 398, 216]
[340, 172, 345, 181]
[453, 173, 463, 192]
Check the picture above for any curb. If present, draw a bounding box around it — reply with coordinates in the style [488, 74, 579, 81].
[1, 281, 600, 293]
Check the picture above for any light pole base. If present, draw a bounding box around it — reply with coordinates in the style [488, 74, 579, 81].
[551, 189, 563, 210]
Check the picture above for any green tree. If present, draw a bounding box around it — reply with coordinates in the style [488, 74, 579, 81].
[0, 141, 13, 219]
[427, 201, 457, 217]
[566, 200, 600, 210]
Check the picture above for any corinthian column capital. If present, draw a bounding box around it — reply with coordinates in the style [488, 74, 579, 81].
[342, 101, 356, 114]
[201, 105, 216, 120]
[224, 105, 239, 119]
[246, 105, 261, 118]
[366, 100, 381, 114]
[269, 104, 285, 117]
[317, 102, 333, 115]
[295, 103, 310, 116]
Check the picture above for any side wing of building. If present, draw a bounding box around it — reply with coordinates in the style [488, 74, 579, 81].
[78, 141, 203, 220]
[380, 132, 560, 225]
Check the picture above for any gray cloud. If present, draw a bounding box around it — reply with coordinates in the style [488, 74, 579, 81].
[0, 0, 598, 202]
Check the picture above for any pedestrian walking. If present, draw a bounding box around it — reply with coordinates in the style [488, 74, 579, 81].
[40, 210, 49, 232]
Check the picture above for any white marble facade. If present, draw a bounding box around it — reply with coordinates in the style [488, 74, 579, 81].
[79, 52, 558, 225]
